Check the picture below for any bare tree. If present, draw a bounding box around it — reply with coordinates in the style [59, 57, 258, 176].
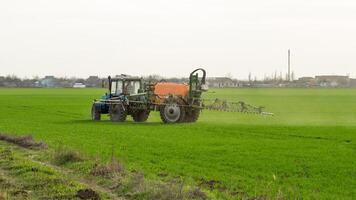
[225, 72, 233, 79]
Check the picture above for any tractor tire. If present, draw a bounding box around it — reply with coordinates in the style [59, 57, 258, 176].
[160, 97, 186, 124]
[91, 104, 101, 121]
[185, 101, 201, 123]
[185, 108, 200, 123]
[109, 104, 127, 122]
[132, 110, 150, 122]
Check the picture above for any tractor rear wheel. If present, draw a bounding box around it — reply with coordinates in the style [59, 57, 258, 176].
[91, 103, 101, 121]
[109, 104, 127, 122]
[132, 110, 150, 122]
[185, 108, 200, 123]
[185, 101, 201, 123]
[160, 97, 186, 124]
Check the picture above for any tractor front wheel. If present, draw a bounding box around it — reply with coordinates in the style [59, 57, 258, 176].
[91, 103, 101, 121]
[109, 104, 127, 122]
[160, 98, 186, 124]
[132, 110, 150, 122]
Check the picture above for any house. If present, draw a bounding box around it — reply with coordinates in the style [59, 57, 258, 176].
[73, 83, 86, 88]
[296, 77, 316, 87]
[315, 75, 350, 87]
[40, 76, 57, 87]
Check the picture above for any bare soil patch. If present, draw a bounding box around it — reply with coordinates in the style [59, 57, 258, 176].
[76, 189, 100, 200]
[0, 134, 47, 149]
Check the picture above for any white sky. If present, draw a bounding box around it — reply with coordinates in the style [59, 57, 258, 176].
[1, 0, 356, 79]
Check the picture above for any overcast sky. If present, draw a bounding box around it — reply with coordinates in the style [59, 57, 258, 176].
[1, 0, 356, 79]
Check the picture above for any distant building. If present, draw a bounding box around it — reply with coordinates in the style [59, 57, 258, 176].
[0, 76, 5, 87]
[20, 79, 38, 87]
[73, 83, 86, 88]
[40, 76, 57, 87]
[207, 77, 240, 88]
[35, 81, 41, 87]
[296, 77, 316, 87]
[315, 75, 350, 87]
[350, 79, 356, 87]
[85, 76, 101, 87]
[298, 77, 314, 82]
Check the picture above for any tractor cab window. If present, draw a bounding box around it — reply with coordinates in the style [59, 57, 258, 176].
[111, 80, 123, 95]
[124, 81, 141, 94]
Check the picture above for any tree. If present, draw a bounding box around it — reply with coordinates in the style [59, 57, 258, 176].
[225, 72, 233, 79]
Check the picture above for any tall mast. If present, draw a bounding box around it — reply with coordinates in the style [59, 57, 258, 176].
[288, 49, 291, 81]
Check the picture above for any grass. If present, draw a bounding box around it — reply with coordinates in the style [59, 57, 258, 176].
[52, 145, 84, 165]
[0, 142, 86, 199]
[0, 88, 355, 199]
[0, 135, 207, 200]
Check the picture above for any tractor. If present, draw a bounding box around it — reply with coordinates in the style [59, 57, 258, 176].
[91, 68, 208, 123]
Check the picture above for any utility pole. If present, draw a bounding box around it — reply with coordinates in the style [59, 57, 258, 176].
[288, 49, 291, 82]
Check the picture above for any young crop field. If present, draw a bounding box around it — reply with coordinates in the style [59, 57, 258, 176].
[0, 88, 355, 199]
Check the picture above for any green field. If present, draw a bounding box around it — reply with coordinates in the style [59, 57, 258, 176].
[0, 88, 355, 199]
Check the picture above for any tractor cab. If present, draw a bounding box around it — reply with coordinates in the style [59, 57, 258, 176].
[108, 75, 143, 97]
